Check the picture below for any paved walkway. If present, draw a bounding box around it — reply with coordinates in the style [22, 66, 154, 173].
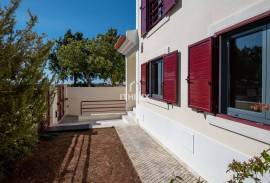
[48, 115, 202, 182]
[116, 125, 201, 183]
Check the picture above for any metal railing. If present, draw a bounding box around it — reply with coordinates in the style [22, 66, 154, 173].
[80, 100, 126, 115]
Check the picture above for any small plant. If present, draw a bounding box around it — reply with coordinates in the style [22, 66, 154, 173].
[250, 103, 270, 112]
[196, 178, 206, 183]
[170, 175, 183, 183]
[169, 173, 206, 183]
[227, 148, 270, 183]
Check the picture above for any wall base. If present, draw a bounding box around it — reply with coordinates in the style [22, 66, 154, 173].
[136, 105, 257, 182]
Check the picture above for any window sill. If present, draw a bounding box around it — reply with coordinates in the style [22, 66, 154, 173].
[144, 96, 169, 109]
[207, 114, 270, 145]
[150, 95, 163, 101]
[145, 16, 170, 39]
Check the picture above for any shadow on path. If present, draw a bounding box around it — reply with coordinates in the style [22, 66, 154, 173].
[5, 128, 141, 183]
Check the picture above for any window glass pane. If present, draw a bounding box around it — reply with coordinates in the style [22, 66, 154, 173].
[151, 60, 163, 97]
[229, 30, 263, 112]
[149, 0, 163, 28]
[157, 61, 163, 95]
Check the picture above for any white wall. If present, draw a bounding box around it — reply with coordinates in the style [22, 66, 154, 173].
[65, 87, 125, 116]
[136, 0, 270, 182]
[126, 53, 136, 111]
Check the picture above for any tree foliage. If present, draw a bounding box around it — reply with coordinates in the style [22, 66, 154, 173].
[49, 28, 125, 86]
[49, 30, 85, 84]
[94, 28, 125, 85]
[0, 0, 53, 179]
[56, 39, 86, 85]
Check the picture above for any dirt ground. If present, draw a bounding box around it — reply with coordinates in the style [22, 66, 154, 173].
[4, 128, 141, 183]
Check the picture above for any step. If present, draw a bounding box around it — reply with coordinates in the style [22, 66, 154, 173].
[47, 123, 91, 132]
[122, 115, 137, 126]
[79, 112, 126, 122]
[128, 111, 136, 119]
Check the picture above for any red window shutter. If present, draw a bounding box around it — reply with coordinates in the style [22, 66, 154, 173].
[141, 0, 148, 36]
[163, 0, 176, 15]
[163, 51, 178, 104]
[188, 38, 214, 113]
[141, 63, 148, 96]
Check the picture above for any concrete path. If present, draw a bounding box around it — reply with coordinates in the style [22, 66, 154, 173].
[47, 116, 129, 132]
[116, 125, 201, 183]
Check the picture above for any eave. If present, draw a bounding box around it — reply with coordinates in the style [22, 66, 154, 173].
[115, 30, 138, 56]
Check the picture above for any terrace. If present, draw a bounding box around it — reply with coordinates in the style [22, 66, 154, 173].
[29, 28, 203, 183]
[6, 109, 201, 183]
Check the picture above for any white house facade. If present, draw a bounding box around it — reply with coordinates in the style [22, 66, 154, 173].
[134, 0, 270, 182]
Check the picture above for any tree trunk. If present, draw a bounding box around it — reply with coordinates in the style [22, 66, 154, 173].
[73, 72, 77, 85]
[88, 76, 92, 87]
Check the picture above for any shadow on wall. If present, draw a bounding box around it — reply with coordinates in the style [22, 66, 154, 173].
[170, 0, 183, 16]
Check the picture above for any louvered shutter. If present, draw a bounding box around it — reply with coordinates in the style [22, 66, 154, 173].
[163, 51, 178, 104]
[188, 38, 214, 112]
[141, 0, 148, 36]
[163, 0, 176, 15]
[141, 63, 148, 96]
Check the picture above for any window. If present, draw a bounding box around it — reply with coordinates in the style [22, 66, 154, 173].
[141, 0, 176, 36]
[221, 23, 270, 125]
[149, 0, 163, 29]
[141, 51, 178, 104]
[149, 59, 164, 99]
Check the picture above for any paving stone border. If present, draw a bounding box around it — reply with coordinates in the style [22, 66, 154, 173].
[116, 125, 203, 183]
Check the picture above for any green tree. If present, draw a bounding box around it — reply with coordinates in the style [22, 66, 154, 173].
[49, 28, 125, 86]
[87, 38, 112, 84]
[94, 28, 125, 85]
[48, 30, 85, 83]
[0, 0, 53, 179]
[56, 39, 86, 85]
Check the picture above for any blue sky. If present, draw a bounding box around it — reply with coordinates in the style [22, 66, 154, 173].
[3, 0, 135, 40]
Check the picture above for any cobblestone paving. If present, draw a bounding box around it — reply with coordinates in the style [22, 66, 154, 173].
[116, 125, 203, 183]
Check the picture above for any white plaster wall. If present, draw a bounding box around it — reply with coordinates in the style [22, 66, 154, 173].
[137, 104, 270, 182]
[127, 53, 136, 111]
[136, 0, 270, 182]
[65, 87, 125, 116]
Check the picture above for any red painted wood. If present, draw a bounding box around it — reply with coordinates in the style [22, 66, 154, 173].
[188, 38, 213, 112]
[163, 0, 176, 15]
[163, 51, 178, 104]
[61, 86, 64, 119]
[114, 36, 126, 49]
[57, 85, 65, 121]
[141, 0, 148, 36]
[141, 63, 148, 96]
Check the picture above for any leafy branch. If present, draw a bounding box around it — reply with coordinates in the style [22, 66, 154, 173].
[227, 148, 270, 183]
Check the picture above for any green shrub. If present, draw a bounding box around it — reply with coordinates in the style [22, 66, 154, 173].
[0, 0, 53, 179]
